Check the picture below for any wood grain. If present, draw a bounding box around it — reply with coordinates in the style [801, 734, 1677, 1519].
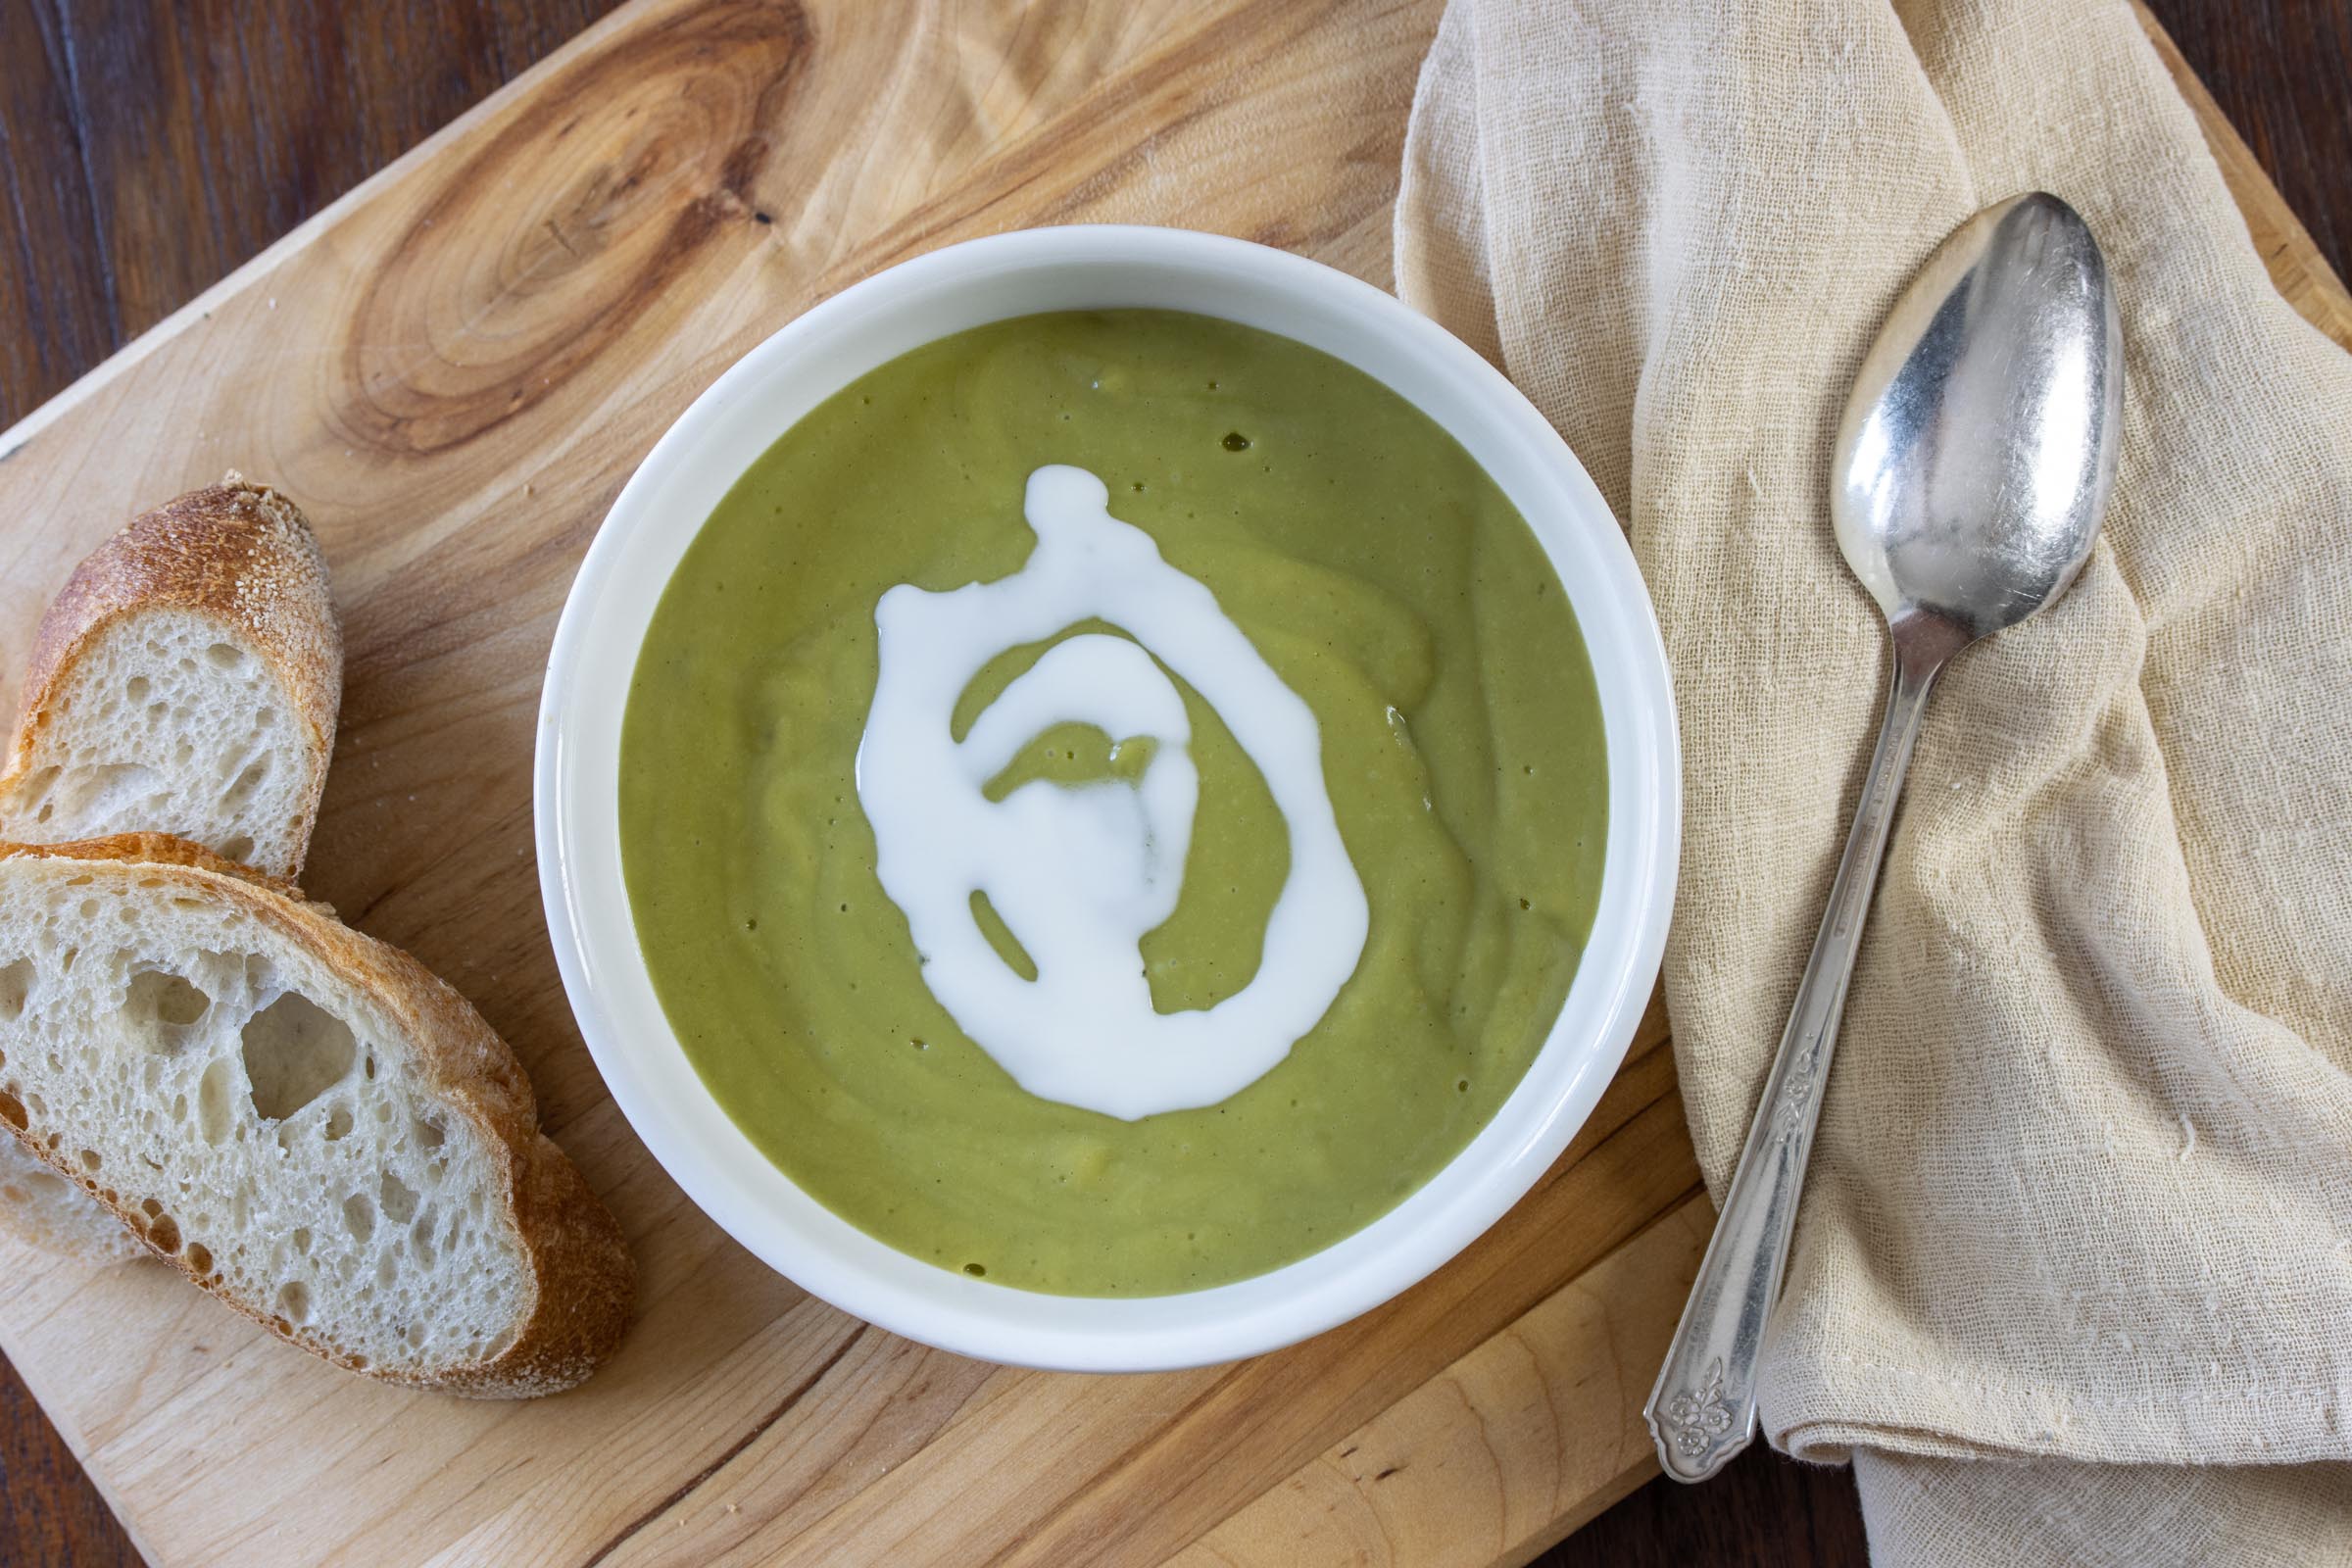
[0, 2, 2345, 1566]
[0, 0, 627, 431]
[1172, 1196, 1715, 1568]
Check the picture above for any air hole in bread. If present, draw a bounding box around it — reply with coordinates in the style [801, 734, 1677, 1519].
[0, 958, 32, 1020]
[222, 759, 270, 810]
[218, 835, 256, 864]
[124, 967, 211, 1054]
[125, 676, 150, 702]
[21, 766, 59, 822]
[147, 1212, 179, 1253]
[52, 762, 165, 825]
[276, 1280, 310, 1324]
[290, 1226, 311, 1256]
[186, 1242, 213, 1275]
[77, 1149, 98, 1172]
[195, 1056, 238, 1145]
[127, 969, 210, 1027]
[0, 1094, 24, 1132]
[379, 1171, 418, 1225]
[240, 992, 355, 1121]
[343, 1192, 374, 1243]
[414, 1115, 444, 1150]
[207, 643, 246, 670]
[324, 1104, 354, 1142]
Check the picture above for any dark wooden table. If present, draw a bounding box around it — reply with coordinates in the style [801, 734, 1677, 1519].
[0, 2, 2345, 1563]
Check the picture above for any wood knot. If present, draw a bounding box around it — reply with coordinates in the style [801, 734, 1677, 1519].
[334, 2, 810, 457]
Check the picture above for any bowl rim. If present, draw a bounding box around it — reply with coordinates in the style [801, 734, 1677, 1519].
[535, 223, 1680, 1372]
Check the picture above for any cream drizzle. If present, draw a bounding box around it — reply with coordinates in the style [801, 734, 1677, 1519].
[857, 465, 1368, 1120]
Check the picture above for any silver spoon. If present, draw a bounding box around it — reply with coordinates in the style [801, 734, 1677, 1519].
[1642, 192, 2123, 1483]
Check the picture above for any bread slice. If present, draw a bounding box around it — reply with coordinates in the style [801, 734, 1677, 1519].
[0, 475, 341, 1265]
[0, 475, 340, 881]
[0, 835, 632, 1396]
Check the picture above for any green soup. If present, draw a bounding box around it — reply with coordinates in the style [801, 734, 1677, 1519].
[619, 310, 1606, 1296]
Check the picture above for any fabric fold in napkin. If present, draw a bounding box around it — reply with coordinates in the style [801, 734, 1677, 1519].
[1396, 1, 2352, 1562]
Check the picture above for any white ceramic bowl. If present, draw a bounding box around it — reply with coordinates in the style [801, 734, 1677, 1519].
[536, 225, 1679, 1372]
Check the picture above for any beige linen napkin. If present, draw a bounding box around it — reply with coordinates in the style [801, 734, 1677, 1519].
[1396, 1, 2352, 1561]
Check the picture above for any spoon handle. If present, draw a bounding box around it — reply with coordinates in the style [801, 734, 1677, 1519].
[1643, 633, 1945, 1482]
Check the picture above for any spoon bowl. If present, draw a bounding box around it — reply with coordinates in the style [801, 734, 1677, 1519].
[1834, 192, 2124, 653]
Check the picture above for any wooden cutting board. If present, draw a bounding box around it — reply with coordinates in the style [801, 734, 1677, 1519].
[0, 4, 2341, 1565]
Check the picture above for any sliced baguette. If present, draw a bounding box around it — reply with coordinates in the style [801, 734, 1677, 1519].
[0, 835, 632, 1396]
[0, 474, 340, 881]
[0, 474, 342, 1264]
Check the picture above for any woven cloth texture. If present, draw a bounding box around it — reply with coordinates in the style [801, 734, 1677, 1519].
[1395, 1, 2352, 1559]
